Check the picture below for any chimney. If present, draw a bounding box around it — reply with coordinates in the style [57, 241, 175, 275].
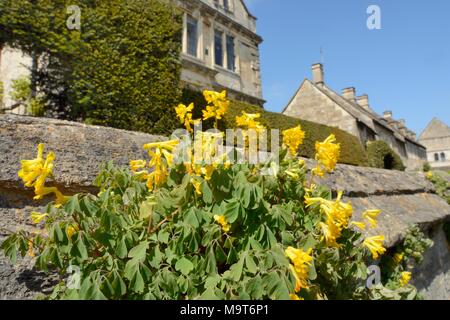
[383, 111, 393, 120]
[342, 87, 356, 101]
[312, 63, 324, 86]
[356, 94, 370, 109]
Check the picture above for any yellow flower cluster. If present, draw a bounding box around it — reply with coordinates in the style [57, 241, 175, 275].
[311, 134, 340, 177]
[235, 112, 265, 132]
[305, 191, 353, 247]
[18, 143, 68, 207]
[362, 235, 386, 260]
[400, 271, 411, 287]
[285, 247, 313, 293]
[130, 140, 179, 191]
[214, 215, 231, 233]
[202, 90, 229, 123]
[175, 102, 199, 133]
[282, 125, 306, 156]
[362, 209, 382, 229]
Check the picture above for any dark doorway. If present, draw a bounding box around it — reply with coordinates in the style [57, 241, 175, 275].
[383, 154, 394, 170]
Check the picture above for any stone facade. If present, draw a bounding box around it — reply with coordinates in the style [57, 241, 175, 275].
[0, 114, 449, 299]
[283, 64, 427, 171]
[419, 118, 450, 171]
[0, 0, 264, 113]
[0, 47, 32, 113]
[178, 0, 264, 106]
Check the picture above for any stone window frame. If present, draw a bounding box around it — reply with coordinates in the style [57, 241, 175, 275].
[211, 21, 240, 75]
[434, 153, 440, 162]
[440, 152, 446, 162]
[182, 11, 204, 61]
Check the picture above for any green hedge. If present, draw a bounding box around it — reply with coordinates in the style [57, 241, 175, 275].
[0, 0, 183, 135]
[366, 140, 405, 171]
[181, 89, 368, 166]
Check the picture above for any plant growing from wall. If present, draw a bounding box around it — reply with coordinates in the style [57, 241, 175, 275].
[366, 140, 405, 171]
[1, 90, 423, 300]
[0, 0, 183, 135]
[377, 225, 433, 299]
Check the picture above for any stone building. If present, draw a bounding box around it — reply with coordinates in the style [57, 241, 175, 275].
[0, 0, 264, 112]
[419, 118, 450, 171]
[177, 0, 264, 106]
[283, 63, 427, 170]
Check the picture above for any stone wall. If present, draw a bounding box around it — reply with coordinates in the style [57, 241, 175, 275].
[1, 115, 450, 299]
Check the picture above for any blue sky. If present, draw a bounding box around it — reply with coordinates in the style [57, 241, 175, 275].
[245, 0, 450, 135]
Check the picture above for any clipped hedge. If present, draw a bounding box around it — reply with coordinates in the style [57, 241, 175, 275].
[367, 141, 405, 171]
[181, 89, 368, 166]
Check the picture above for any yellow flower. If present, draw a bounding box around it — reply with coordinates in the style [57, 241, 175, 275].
[144, 140, 179, 153]
[289, 293, 303, 300]
[350, 221, 366, 231]
[202, 90, 229, 122]
[214, 215, 231, 233]
[313, 134, 340, 177]
[426, 172, 433, 179]
[305, 192, 353, 247]
[362, 209, 382, 229]
[282, 125, 306, 156]
[285, 247, 313, 292]
[235, 112, 265, 131]
[30, 212, 48, 224]
[363, 235, 386, 259]
[175, 103, 194, 124]
[143, 140, 179, 191]
[319, 221, 340, 247]
[130, 160, 147, 172]
[18, 143, 69, 206]
[400, 271, 412, 287]
[191, 178, 202, 195]
[66, 224, 79, 241]
[393, 253, 404, 264]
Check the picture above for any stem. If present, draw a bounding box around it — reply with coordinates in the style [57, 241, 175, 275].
[149, 208, 180, 234]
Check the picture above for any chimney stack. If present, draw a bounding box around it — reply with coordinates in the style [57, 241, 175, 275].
[342, 87, 356, 101]
[356, 94, 370, 109]
[383, 111, 393, 120]
[312, 63, 324, 86]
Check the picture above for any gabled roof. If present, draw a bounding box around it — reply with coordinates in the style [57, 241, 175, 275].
[241, 0, 257, 19]
[284, 78, 425, 148]
[419, 118, 450, 141]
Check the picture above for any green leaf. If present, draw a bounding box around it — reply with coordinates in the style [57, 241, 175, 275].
[224, 200, 241, 224]
[175, 257, 194, 275]
[72, 235, 88, 260]
[229, 255, 245, 281]
[158, 230, 170, 244]
[64, 195, 80, 215]
[202, 181, 213, 204]
[128, 241, 148, 262]
[245, 254, 258, 275]
[115, 237, 127, 259]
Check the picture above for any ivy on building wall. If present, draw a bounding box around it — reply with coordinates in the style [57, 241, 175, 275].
[0, 0, 183, 135]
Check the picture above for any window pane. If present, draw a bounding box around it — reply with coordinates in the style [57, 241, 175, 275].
[187, 17, 198, 57]
[441, 153, 446, 161]
[434, 153, 439, 161]
[226, 35, 235, 71]
[223, 0, 229, 10]
[215, 30, 223, 66]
